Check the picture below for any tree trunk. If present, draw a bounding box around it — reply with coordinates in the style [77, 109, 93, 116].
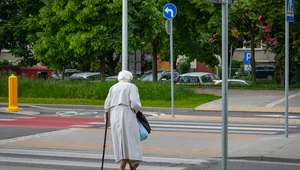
[250, 24, 256, 83]
[229, 45, 233, 78]
[151, 34, 160, 82]
[62, 65, 66, 80]
[280, 64, 284, 85]
[106, 50, 120, 76]
[100, 55, 105, 81]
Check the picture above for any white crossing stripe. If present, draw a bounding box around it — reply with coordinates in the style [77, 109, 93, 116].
[151, 128, 277, 135]
[16, 117, 36, 119]
[151, 124, 286, 132]
[257, 115, 300, 119]
[147, 119, 299, 135]
[0, 119, 16, 121]
[69, 125, 93, 128]
[88, 122, 104, 125]
[149, 120, 299, 128]
[0, 156, 198, 170]
[0, 149, 208, 165]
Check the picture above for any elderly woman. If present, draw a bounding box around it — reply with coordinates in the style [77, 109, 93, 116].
[104, 70, 142, 170]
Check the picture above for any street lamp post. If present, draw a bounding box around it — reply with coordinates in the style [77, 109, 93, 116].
[122, 0, 128, 70]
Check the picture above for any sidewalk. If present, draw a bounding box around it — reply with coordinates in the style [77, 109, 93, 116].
[194, 89, 300, 113]
[1, 89, 300, 164]
[0, 116, 300, 164]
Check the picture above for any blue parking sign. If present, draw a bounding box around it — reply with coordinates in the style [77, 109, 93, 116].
[244, 52, 251, 65]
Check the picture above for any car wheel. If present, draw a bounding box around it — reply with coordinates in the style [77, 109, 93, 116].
[267, 75, 273, 80]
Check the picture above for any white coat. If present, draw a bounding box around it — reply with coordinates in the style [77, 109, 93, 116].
[104, 81, 142, 162]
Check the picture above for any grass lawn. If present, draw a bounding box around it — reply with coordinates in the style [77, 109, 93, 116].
[0, 94, 220, 108]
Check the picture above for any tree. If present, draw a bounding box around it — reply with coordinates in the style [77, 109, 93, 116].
[178, 58, 191, 74]
[258, 0, 300, 84]
[34, 0, 124, 80]
[129, 0, 168, 81]
[171, 0, 220, 69]
[34, 0, 172, 80]
[0, 0, 43, 66]
[229, 0, 266, 83]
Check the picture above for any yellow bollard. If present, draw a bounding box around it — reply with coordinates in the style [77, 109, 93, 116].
[7, 74, 20, 112]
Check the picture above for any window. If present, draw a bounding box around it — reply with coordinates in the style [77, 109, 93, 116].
[161, 73, 171, 80]
[201, 75, 213, 83]
[178, 76, 199, 83]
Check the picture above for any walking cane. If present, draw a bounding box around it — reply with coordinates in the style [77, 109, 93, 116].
[101, 111, 109, 170]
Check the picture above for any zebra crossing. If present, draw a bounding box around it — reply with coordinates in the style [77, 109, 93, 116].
[148, 119, 300, 135]
[0, 149, 204, 170]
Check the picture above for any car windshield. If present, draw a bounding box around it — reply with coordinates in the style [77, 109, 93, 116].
[178, 76, 199, 83]
[140, 72, 163, 81]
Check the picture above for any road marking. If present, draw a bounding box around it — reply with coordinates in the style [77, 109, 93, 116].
[151, 124, 287, 131]
[0, 157, 186, 170]
[257, 115, 300, 118]
[69, 125, 93, 128]
[56, 111, 78, 117]
[151, 128, 276, 135]
[0, 119, 15, 121]
[16, 116, 36, 119]
[0, 128, 81, 145]
[88, 122, 104, 125]
[0, 148, 209, 165]
[265, 92, 300, 107]
[149, 120, 299, 128]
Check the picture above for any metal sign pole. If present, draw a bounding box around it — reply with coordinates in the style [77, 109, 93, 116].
[122, 0, 128, 70]
[285, 0, 291, 138]
[170, 19, 175, 118]
[285, 20, 289, 138]
[163, 3, 177, 118]
[222, 0, 229, 170]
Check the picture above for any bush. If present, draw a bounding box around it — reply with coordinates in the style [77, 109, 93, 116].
[231, 60, 243, 68]
[0, 59, 10, 65]
[178, 59, 191, 74]
[0, 76, 196, 101]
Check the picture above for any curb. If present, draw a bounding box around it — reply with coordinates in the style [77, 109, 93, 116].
[0, 103, 195, 113]
[229, 156, 300, 164]
[194, 106, 300, 114]
[0, 148, 209, 165]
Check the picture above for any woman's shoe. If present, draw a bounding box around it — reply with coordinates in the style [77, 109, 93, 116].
[130, 162, 139, 170]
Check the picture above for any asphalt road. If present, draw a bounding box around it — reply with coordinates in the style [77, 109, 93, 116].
[0, 152, 300, 170]
[1, 108, 300, 140]
[1, 107, 300, 170]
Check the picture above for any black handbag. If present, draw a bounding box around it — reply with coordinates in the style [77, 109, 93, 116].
[136, 111, 151, 134]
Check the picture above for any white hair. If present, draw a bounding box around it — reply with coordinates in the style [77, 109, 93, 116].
[117, 70, 133, 82]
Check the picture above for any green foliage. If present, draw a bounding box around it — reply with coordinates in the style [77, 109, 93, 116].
[178, 59, 191, 74]
[231, 60, 243, 68]
[171, 0, 220, 69]
[0, 0, 43, 66]
[255, 0, 300, 85]
[0, 76, 197, 101]
[0, 59, 10, 65]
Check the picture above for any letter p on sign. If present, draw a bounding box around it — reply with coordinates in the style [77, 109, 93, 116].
[244, 52, 251, 65]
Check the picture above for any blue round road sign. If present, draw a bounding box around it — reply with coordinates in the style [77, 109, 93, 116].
[163, 3, 177, 19]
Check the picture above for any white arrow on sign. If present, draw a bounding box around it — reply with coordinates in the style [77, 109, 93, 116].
[164, 7, 174, 17]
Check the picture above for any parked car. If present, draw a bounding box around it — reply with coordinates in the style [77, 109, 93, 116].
[213, 79, 249, 86]
[105, 75, 118, 81]
[234, 64, 274, 80]
[140, 70, 180, 82]
[176, 72, 218, 85]
[65, 69, 81, 77]
[51, 72, 62, 80]
[255, 64, 274, 80]
[69, 72, 105, 80]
